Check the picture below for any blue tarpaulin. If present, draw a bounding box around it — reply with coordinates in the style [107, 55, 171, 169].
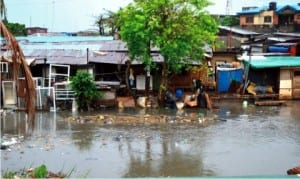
[217, 68, 243, 92]
[268, 46, 289, 53]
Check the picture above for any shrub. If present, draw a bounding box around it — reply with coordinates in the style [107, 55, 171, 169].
[70, 71, 102, 110]
[34, 164, 47, 178]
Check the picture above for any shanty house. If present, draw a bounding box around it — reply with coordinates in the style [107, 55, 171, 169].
[1, 35, 214, 109]
[242, 55, 300, 99]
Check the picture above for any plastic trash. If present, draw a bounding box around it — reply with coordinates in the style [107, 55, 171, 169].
[243, 100, 248, 108]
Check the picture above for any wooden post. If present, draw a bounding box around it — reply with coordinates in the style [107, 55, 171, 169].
[242, 46, 252, 94]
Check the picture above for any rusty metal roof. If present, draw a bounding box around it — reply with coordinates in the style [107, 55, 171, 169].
[219, 26, 260, 36]
[89, 51, 164, 64]
[1, 36, 207, 65]
[16, 39, 164, 65]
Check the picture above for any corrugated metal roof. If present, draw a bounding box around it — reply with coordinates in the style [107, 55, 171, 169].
[21, 41, 101, 51]
[273, 32, 300, 38]
[237, 4, 300, 15]
[16, 36, 113, 43]
[89, 52, 164, 64]
[219, 26, 260, 36]
[242, 56, 300, 69]
[276, 5, 300, 13]
[21, 40, 163, 65]
[1, 36, 210, 65]
[237, 6, 268, 15]
[98, 40, 160, 52]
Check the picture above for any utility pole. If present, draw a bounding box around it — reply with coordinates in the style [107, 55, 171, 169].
[226, 0, 232, 52]
[242, 46, 252, 95]
[52, 0, 55, 32]
[226, 0, 232, 15]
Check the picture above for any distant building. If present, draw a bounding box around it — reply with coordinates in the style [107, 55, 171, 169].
[237, 2, 300, 32]
[26, 27, 48, 35]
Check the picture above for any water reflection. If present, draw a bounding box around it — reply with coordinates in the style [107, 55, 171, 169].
[1, 100, 300, 177]
[1, 112, 57, 137]
[122, 126, 215, 177]
[70, 123, 96, 150]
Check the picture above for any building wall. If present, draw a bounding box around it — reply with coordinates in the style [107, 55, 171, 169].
[254, 11, 274, 25]
[279, 69, 292, 99]
[240, 9, 300, 26]
[294, 13, 300, 24]
[240, 15, 254, 25]
[273, 14, 279, 25]
[292, 69, 300, 99]
[240, 11, 277, 26]
[279, 68, 300, 99]
[240, 16, 246, 25]
[26, 27, 48, 35]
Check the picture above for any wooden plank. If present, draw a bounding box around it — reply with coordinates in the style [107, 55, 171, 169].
[254, 100, 286, 106]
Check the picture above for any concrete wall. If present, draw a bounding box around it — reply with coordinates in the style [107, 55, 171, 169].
[254, 11, 274, 25]
[294, 13, 300, 24]
[279, 69, 292, 99]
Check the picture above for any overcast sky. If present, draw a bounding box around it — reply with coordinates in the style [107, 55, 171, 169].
[5, 0, 300, 32]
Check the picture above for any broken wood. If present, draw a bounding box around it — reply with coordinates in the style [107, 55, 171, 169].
[0, 21, 36, 117]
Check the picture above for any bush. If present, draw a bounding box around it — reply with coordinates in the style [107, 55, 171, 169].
[70, 71, 102, 110]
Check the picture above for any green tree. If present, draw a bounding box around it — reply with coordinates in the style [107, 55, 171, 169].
[3, 20, 26, 36]
[70, 71, 102, 111]
[103, 9, 119, 36]
[94, 9, 119, 36]
[94, 14, 105, 35]
[219, 15, 239, 26]
[118, 0, 218, 104]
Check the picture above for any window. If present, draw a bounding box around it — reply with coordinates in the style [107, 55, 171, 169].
[264, 16, 272, 23]
[246, 16, 254, 23]
[0, 62, 8, 73]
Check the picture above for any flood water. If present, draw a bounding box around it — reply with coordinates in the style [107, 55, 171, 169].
[1, 100, 300, 178]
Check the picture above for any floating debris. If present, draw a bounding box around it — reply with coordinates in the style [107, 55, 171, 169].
[1, 137, 19, 150]
[62, 111, 228, 126]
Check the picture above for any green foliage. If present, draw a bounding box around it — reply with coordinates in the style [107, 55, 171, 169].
[34, 164, 47, 178]
[3, 171, 15, 179]
[3, 19, 26, 36]
[118, 0, 218, 73]
[2, 164, 69, 178]
[118, 0, 219, 102]
[95, 10, 119, 36]
[218, 15, 240, 26]
[70, 71, 102, 110]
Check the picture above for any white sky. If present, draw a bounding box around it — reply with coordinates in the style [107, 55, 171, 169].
[5, 0, 300, 32]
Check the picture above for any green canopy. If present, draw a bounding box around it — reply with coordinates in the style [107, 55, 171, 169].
[243, 56, 300, 69]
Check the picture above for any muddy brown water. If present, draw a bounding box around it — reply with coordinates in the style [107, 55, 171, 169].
[1, 100, 300, 178]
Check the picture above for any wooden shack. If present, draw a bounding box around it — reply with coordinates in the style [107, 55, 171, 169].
[279, 67, 300, 99]
[243, 56, 300, 99]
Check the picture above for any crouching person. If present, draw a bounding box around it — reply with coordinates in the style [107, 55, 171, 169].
[185, 80, 212, 110]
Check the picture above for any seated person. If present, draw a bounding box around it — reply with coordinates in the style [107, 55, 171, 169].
[185, 80, 212, 110]
[165, 90, 178, 109]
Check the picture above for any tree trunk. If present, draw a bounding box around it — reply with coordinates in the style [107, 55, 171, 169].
[158, 62, 167, 106]
[125, 61, 137, 106]
[125, 61, 131, 93]
[145, 40, 151, 97]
